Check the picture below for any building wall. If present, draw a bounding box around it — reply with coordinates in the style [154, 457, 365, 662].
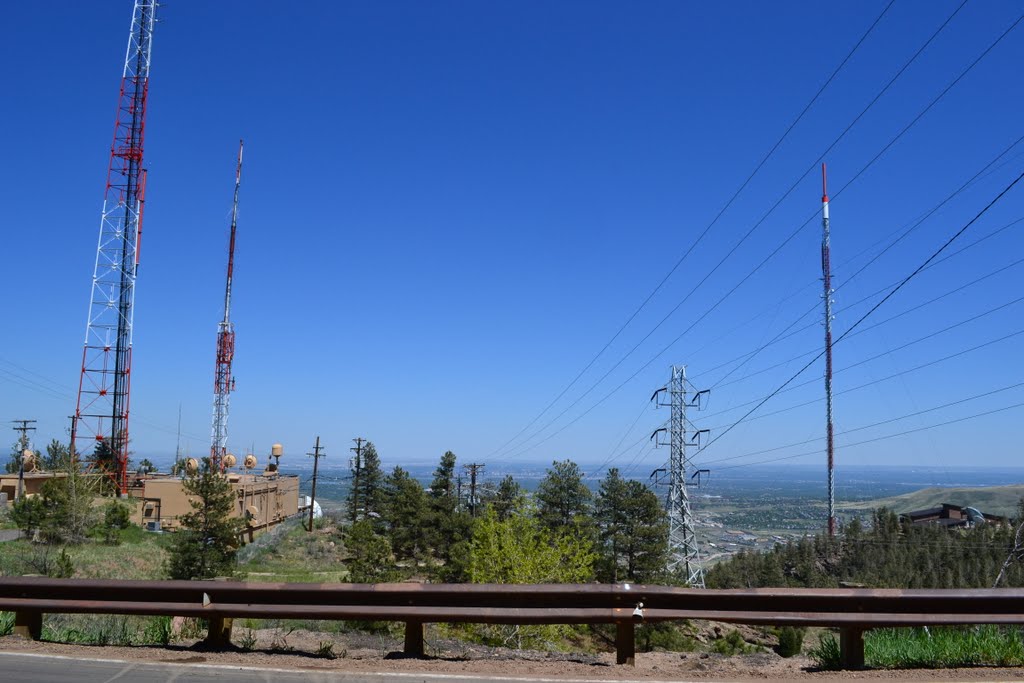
[129, 473, 301, 533]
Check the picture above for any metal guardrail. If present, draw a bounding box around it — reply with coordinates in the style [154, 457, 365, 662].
[2, 578, 1023, 668]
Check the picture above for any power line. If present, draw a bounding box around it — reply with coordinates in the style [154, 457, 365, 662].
[496, 14, 1022, 460]
[684, 190, 1024, 391]
[703, 328, 1024, 431]
[702, 401, 1024, 473]
[708, 259, 1024, 396]
[486, 2, 898, 458]
[702, 165, 1024, 451]
[698, 142, 1024, 392]
[698, 382, 1024, 468]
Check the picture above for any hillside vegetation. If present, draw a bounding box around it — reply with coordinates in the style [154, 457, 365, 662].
[849, 485, 1024, 519]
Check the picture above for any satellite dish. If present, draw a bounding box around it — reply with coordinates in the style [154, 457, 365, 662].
[964, 506, 987, 525]
[245, 505, 260, 525]
[185, 458, 199, 475]
[223, 453, 237, 468]
[243, 454, 258, 470]
[21, 450, 35, 472]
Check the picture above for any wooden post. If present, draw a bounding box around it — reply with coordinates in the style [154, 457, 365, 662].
[205, 615, 232, 648]
[616, 621, 635, 666]
[404, 620, 424, 657]
[840, 627, 865, 669]
[14, 610, 42, 640]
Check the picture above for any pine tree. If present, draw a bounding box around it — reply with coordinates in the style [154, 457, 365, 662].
[349, 441, 385, 526]
[345, 519, 397, 583]
[490, 474, 525, 521]
[38, 448, 98, 544]
[43, 439, 69, 471]
[167, 458, 245, 580]
[595, 469, 668, 582]
[535, 459, 594, 539]
[382, 465, 428, 562]
[426, 450, 473, 581]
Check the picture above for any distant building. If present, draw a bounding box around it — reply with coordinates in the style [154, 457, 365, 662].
[900, 503, 1003, 529]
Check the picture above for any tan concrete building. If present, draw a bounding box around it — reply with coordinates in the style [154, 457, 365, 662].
[2, 467, 302, 539]
[128, 470, 301, 536]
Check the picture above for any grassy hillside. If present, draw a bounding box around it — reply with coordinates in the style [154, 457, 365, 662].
[847, 485, 1024, 519]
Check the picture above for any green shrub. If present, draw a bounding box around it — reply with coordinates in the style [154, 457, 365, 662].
[142, 616, 174, 645]
[776, 626, 805, 657]
[711, 629, 756, 655]
[636, 622, 699, 652]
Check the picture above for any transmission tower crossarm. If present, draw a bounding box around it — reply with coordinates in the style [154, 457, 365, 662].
[211, 140, 245, 472]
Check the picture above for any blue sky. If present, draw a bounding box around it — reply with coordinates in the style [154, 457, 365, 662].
[1, 1, 1022, 481]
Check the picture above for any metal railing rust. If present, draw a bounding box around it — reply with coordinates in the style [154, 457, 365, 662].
[2, 578, 1023, 668]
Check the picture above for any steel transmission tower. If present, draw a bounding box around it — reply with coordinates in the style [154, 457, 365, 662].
[211, 141, 245, 471]
[651, 366, 708, 587]
[71, 0, 157, 494]
[821, 163, 837, 537]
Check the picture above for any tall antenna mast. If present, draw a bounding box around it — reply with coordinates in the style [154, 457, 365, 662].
[822, 163, 837, 537]
[71, 0, 157, 494]
[211, 140, 244, 471]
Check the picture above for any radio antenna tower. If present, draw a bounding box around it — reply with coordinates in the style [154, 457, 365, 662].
[71, 0, 157, 494]
[651, 366, 709, 587]
[211, 141, 244, 472]
[821, 163, 837, 537]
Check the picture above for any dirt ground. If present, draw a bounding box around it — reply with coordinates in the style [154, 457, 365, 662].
[3, 628, 1024, 681]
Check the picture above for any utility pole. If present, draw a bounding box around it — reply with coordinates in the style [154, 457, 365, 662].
[12, 420, 36, 501]
[307, 436, 325, 532]
[173, 404, 183, 475]
[464, 463, 484, 517]
[651, 366, 708, 588]
[68, 415, 78, 463]
[821, 163, 837, 538]
[349, 437, 364, 523]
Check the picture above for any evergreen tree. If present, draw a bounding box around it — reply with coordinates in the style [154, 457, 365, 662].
[594, 469, 669, 583]
[167, 458, 245, 580]
[43, 439, 69, 471]
[345, 519, 397, 583]
[38, 451, 98, 545]
[535, 459, 594, 538]
[490, 474, 525, 521]
[10, 494, 47, 538]
[382, 465, 428, 562]
[349, 441, 385, 525]
[426, 450, 473, 581]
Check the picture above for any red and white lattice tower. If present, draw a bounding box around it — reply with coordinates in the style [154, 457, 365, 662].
[71, 0, 157, 494]
[211, 141, 244, 472]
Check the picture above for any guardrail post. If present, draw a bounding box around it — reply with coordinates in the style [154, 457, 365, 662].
[14, 610, 42, 641]
[404, 620, 424, 657]
[616, 622, 635, 666]
[203, 578, 234, 649]
[840, 627, 865, 669]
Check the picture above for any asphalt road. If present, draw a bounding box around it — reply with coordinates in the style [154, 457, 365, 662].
[0, 652, 620, 683]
